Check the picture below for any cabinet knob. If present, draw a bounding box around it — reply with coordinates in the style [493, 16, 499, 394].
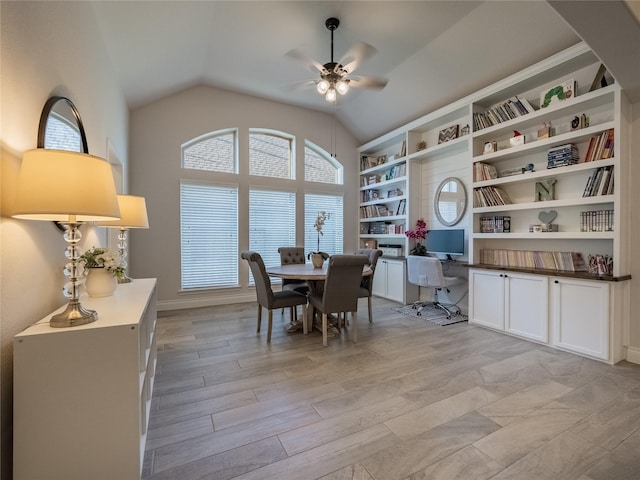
[555, 280, 559, 284]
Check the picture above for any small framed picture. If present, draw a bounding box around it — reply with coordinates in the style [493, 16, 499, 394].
[460, 124, 470, 136]
[438, 125, 459, 144]
[483, 141, 496, 154]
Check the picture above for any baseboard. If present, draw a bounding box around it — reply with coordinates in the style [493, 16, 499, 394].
[157, 293, 256, 311]
[626, 347, 640, 365]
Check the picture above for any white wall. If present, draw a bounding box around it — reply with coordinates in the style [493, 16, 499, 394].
[628, 100, 640, 363]
[0, 2, 128, 477]
[128, 85, 359, 310]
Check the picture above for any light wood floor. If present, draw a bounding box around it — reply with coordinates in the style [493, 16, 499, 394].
[142, 297, 640, 480]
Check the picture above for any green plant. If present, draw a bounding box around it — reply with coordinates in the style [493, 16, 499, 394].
[79, 247, 125, 278]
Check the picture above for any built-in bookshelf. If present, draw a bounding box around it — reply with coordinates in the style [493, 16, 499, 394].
[358, 42, 631, 364]
[468, 47, 628, 279]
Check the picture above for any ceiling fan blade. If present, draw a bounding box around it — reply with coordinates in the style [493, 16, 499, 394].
[349, 75, 388, 89]
[285, 48, 328, 75]
[337, 41, 377, 74]
[285, 79, 318, 92]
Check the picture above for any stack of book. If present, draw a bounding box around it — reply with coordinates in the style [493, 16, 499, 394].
[547, 143, 579, 168]
[584, 128, 614, 162]
[473, 186, 512, 207]
[479, 248, 587, 272]
[472, 96, 535, 131]
[583, 166, 614, 197]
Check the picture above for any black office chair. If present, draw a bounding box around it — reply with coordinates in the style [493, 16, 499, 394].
[307, 255, 368, 347]
[241, 251, 308, 342]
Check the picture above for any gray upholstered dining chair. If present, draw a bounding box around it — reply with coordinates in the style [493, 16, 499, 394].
[277, 247, 308, 322]
[307, 254, 368, 347]
[241, 251, 309, 342]
[355, 248, 383, 323]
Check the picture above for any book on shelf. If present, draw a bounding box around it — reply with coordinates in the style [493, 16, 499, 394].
[584, 129, 614, 162]
[473, 162, 498, 181]
[580, 209, 614, 232]
[539, 78, 576, 108]
[480, 248, 587, 272]
[582, 166, 614, 197]
[547, 143, 579, 168]
[400, 140, 407, 157]
[473, 186, 512, 207]
[472, 96, 536, 132]
[479, 215, 511, 233]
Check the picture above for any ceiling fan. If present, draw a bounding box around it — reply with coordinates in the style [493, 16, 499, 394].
[287, 17, 388, 102]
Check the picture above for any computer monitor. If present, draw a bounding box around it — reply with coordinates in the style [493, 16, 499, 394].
[426, 229, 465, 258]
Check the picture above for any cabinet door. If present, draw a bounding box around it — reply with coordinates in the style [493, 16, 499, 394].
[469, 269, 504, 331]
[385, 259, 405, 303]
[552, 278, 609, 360]
[372, 260, 387, 297]
[505, 273, 549, 343]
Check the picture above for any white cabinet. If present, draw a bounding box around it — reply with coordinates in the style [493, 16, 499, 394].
[551, 277, 609, 360]
[470, 269, 548, 343]
[373, 258, 418, 304]
[13, 278, 157, 480]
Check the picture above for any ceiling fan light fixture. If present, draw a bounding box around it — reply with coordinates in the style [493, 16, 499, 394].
[316, 79, 330, 94]
[325, 87, 337, 102]
[336, 79, 349, 95]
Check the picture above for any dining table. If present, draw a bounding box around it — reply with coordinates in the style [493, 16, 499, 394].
[266, 263, 372, 334]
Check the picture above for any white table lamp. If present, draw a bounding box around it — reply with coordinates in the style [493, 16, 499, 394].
[12, 149, 121, 327]
[97, 195, 149, 283]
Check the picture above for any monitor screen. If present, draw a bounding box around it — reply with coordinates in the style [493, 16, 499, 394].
[426, 229, 465, 256]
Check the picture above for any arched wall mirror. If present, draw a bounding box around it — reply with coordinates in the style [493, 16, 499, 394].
[37, 96, 88, 153]
[37, 96, 90, 231]
[434, 177, 467, 227]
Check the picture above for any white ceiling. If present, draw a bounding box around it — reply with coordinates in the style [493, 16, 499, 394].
[89, 1, 639, 143]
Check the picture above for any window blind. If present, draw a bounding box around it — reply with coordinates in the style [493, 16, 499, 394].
[249, 189, 296, 284]
[180, 182, 239, 289]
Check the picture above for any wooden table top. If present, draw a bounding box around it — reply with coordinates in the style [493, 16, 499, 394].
[266, 263, 372, 280]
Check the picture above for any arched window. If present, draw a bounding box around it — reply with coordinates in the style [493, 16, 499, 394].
[182, 129, 237, 173]
[304, 140, 343, 184]
[249, 130, 293, 179]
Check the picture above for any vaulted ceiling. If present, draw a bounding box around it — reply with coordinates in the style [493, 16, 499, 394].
[90, 1, 639, 144]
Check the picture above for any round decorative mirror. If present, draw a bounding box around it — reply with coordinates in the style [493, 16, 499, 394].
[434, 177, 466, 226]
[37, 96, 88, 153]
[37, 96, 89, 231]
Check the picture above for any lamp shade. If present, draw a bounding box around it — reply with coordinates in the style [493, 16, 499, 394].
[98, 195, 149, 228]
[12, 149, 121, 222]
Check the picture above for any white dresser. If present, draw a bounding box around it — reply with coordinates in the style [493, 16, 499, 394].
[13, 278, 157, 480]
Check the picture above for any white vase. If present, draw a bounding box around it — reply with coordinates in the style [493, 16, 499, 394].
[85, 268, 117, 297]
[310, 253, 325, 268]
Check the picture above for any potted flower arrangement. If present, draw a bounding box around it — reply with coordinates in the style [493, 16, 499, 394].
[79, 247, 125, 297]
[405, 218, 428, 256]
[308, 210, 331, 268]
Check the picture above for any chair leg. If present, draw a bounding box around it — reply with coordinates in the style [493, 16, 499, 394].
[267, 309, 273, 343]
[257, 305, 262, 333]
[302, 303, 308, 335]
[367, 296, 373, 323]
[290, 306, 295, 323]
[352, 311, 358, 343]
[322, 313, 328, 347]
